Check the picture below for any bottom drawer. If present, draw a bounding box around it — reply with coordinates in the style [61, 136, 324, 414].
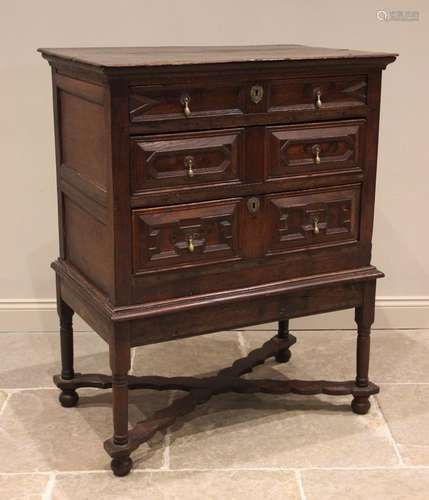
[131, 184, 363, 302]
[265, 185, 360, 255]
[132, 198, 242, 273]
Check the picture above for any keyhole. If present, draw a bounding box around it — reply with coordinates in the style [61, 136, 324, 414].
[250, 85, 264, 104]
[247, 197, 260, 214]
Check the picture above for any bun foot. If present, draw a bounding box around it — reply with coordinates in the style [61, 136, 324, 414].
[351, 395, 370, 415]
[275, 349, 291, 363]
[59, 389, 79, 408]
[111, 457, 133, 477]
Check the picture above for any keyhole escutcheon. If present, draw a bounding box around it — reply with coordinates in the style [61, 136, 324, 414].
[247, 196, 260, 215]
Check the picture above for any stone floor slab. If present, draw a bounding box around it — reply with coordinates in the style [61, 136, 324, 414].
[0, 333, 108, 388]
[0, 389, 166, 472]
[377, 384, 429, 465]
[241, 330, 429, 383]
[53, 470, 300, 500]
[302, 469, 429, 500]
[0, 473, 49, 500]
[241, 330, 355, 381]
[168, 392, 398, 469]
[371, 331, 429, 383]
[132, 331, 242, 377]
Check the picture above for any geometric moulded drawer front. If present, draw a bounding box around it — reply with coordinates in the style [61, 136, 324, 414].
[266, 120, 365, 179]
[132, 198, 241, 273]
[269, 75, 368, 113]
[265, 185, 360, 255]
[130, 128, 244, 194]
[129, 84, 243, 124]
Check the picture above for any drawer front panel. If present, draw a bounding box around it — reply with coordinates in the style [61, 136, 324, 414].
[129, 85, 243, 124]
[265, 186, 360, 255]
[269, 75, 367, 113]
[132, 199, 241, 273]
[266, 120, 365, 179]
[131, 129, 244, 193]
[129, 74, 369, 132]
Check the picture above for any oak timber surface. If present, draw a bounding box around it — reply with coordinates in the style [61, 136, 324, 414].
[38, 44, 397, 68]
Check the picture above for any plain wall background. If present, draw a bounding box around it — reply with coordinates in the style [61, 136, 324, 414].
[1, 1, 427, 316]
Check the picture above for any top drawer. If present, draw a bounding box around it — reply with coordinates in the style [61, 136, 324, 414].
[129, 83, 243, 123]
[128, 74, 368, 132]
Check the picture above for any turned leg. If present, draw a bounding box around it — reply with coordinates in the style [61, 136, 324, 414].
[109, 333, 132, 476]
[275, 319, 292, 363]
[351, 282, 376, 415]
[58, 298, 79, 408]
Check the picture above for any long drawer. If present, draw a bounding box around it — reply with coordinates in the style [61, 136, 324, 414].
[132, 184, 361, 275]
[130, 119, 365, 203]
[129, 74, 368, 132]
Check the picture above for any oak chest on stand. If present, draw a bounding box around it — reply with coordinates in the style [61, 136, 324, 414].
[39, 45, 396, 476]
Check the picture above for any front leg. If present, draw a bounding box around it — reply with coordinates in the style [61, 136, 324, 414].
[351, 281, 376, 415]
[275, 319, 292, 363]
[105, 330, 133, 476]
[57, 298, 79, 408]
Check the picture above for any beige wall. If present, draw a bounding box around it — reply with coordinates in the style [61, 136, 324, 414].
[1, 1, 427, 325]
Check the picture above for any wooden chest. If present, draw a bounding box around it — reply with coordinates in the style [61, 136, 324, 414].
[39, 45, 396, 476]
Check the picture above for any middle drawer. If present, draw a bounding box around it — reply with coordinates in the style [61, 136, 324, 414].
[130, 119, 365, 204]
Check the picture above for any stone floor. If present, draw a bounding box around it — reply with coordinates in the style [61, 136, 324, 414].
[0, 328, 429, 499]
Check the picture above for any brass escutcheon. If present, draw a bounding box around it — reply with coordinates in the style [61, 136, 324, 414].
[247, 196, 260, 215]
[250, 85, 264, 104]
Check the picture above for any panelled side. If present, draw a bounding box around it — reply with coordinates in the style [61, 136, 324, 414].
[52, 69, 114, 297]
[358, 68, 383, 264]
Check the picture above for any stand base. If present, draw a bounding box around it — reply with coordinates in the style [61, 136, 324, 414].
[54, 334, 379, 475]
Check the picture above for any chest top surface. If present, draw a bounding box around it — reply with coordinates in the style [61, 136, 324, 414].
[38, 44, 397, 69]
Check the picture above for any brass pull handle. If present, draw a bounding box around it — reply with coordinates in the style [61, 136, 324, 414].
[184, 156, 194, 178]
[181, 94, 191, 118]
[312, 216, 320, 235]
[315, 90, 322, 109]
[187, 235, 195, 253]
[313, 145, 321, 165]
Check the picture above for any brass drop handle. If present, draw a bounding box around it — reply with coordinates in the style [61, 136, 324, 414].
[187, 235, 195, 253]
[315, 90, 322, 109]
[181, 94, 191, 118]
[313, 145, 321, 165]
[312, 216, 320, 235]
[184, 156, 195, 178]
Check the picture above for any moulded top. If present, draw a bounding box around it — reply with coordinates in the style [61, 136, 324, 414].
[38, 44, 398, 69]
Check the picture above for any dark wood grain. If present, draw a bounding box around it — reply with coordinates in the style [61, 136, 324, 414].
[38, 44, 397, 68]
[41, 45, 396, 476]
